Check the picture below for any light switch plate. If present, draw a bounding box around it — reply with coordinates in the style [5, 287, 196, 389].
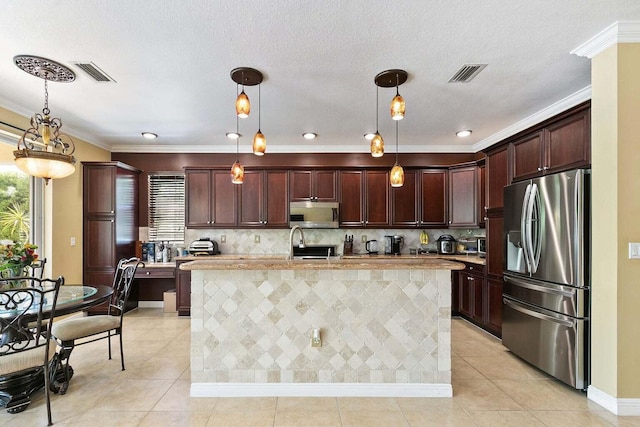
[629, 242, 640, 259]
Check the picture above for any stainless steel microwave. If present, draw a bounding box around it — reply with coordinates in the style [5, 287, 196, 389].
[477, 238, 486, 258]
[289, 201, 339, 229]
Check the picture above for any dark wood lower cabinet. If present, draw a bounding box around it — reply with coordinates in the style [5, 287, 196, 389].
[453, 262, 502, 337]
[175, 261, 191, 316]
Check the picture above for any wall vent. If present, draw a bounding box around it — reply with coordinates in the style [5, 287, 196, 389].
[448, 64, 487, 83]
[73, 62, 116, 82]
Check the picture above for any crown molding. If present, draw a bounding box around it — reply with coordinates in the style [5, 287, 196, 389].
[473, 86, 591, 152]
[571, 21, 640, 58]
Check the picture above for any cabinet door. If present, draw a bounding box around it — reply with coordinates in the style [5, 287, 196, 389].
[84, 217, 115, 270]
[511, 131, 544, 182]
[459, 272, 472, 318]
[238, 170, 264, 226]
[486, 145, 510, 210]
[419, 170, 448, 227]
[339, 171, 364, 226]
[365, 170, 389, 227]
[545, 109, 590, 174]
[211, 170, 237, 227]
[290, 170, 313, 201]
[185, 170, 213, 227]
[314, 170, 338, 202]
[471, 274, 484, 324]
[264, 170, 289, 227]
[486, 215, 504, 278]
[448, 166, 478, 227]
[176, 267, 191, 316]
[391, 170, 418, 226]
[486, 277, 503, 337]
[478, 164, 486, 227]
[84, 165, 115, 215]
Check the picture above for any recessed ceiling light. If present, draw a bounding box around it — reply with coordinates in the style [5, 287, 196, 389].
[141, 132, 158, 139]
[302, 132, 317, 140]
[364, 133, 376, 140]
[226, 132, 241, 140]
[456, 130, 472, 137]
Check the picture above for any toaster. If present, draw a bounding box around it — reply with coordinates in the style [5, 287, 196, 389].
[188, 238, 219, 256]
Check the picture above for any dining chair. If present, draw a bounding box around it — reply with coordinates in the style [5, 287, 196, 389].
[0, 276, 64, 426]
[51, 257, 143, 392]
[28, 258, 47, 279]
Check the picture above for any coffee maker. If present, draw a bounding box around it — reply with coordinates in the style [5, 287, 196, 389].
[384, 235, 404, 255]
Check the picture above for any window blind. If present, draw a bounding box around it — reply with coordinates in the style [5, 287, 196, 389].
[148, 174, 185, 243]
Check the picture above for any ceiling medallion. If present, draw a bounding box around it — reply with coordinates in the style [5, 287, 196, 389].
[14, 55, 76, 82]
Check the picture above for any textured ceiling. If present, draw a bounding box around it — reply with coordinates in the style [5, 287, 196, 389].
[1, 1, 639, 154]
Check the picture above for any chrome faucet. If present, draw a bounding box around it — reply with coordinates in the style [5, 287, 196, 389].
[288, 225, 306, 260]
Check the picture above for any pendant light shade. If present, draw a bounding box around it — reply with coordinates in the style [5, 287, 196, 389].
[390, 163, 404, 187]
[12, 55, 77, 184]
[252, 130, 266, 156]
[236, 90, 250, 118]
[370, 133, 384, 158]
[391, 91, 405, 121]
[231, 160, 244, 184]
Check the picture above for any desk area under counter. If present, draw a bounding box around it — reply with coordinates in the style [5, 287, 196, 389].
[181, 257, 464, 398]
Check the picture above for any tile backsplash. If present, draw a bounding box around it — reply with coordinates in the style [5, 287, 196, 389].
[184, 228, 485, 256]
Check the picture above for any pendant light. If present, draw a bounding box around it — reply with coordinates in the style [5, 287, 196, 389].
[370, 85, 384, 158]
[390, 120, 404, 187]
[12, 55, 77, 184]
[374, 69, 407, 187]
[231, 67, 263, 119]
[252, 83, 266, 155]
[230, 112, 244, 184]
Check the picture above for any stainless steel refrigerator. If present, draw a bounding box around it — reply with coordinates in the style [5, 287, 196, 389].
[503, 168, 590, 390]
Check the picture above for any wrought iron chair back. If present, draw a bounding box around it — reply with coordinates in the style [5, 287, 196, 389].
[28, 258, 47, 279]
[107, 257, 140, 318]
[0, 276, 64, 425]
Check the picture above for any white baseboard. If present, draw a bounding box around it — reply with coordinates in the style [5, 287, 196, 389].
[191, 382, 452, 398]
[588, 385, 640, 416]
[138, 301, 164, 308]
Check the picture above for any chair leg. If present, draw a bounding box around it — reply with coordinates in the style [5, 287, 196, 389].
[56, 343, 75, 395]
[119, 331, 125, 370]
[107, 330, 112, 360]
[43, 356, 53, 426]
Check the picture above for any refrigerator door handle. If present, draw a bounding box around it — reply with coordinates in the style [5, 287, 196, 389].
[521, 183, 533, 273]
[503, 298, 574, 328]
[529, 183, 542, 273]
[504, 274, 575, 298]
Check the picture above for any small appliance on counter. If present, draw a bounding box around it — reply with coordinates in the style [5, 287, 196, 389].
[365, 239, 378, 254]
[343, 235, 353, 255]
[436, 234, 457, 255]
[477, 238, 486, 258]
[384, 235, 404, 255]
[188, 238, 219, 256]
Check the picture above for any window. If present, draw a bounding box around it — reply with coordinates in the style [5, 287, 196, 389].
[148, 173, 185, 243]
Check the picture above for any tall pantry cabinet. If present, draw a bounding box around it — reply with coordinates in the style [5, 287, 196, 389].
[82, 162, 140, 314]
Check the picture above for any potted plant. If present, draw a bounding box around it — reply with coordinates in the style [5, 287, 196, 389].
[0, 242, 38, 288]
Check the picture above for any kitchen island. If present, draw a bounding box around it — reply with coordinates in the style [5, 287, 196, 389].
[181, 257, 464, 398]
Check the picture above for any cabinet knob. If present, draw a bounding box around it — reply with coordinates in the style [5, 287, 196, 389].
[146, 271, 150, 275]
[469, 277, 475, 281]
[110, 210, 114, 214]
[543, 166, 550, 171]
[484, 216, 488, 221]
[537, 167, 543, 172]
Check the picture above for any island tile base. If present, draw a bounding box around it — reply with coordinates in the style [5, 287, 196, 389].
[190, 266, 452, 397]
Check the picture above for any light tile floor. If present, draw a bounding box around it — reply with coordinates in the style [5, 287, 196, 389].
[3, 309, 640, 426]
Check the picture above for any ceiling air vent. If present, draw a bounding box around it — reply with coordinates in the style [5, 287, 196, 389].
[73, 62, 116, 82]
[448, 64, 487, 83]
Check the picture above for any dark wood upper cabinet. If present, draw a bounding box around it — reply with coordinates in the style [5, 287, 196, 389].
[485, 145, 510, 211]
[290, 170, 337, 202]
[84, 165, 117, 215]
[511, 108, 590, 182]
[420, 169, 448, 228]
[391, 170, 418, 226]
[478, 163, 486, 228]
[448, 165, 478, 228]
[185, 169, 236, 228]
[364, 170, 389, 227]
[238, 170, 289, 227]
[339, 170, 389, 227]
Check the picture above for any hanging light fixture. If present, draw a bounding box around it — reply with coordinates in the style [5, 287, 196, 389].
[230, 113, 244, 184]
[390, 120, 404, 187]
[231, 67, 263, 119]
[252, 83, 266, 155]
[370, 85, 384, 158]
[375, 69, 407, 187]
[12, 55, 77, 184]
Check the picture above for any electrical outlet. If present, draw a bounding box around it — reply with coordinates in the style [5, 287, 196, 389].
[311, 328, 322, 347]
[220, 235, 226, 243]
[70, 236, 76, 246]
[361, 235, 367, 243]
[254, 235, 261, 243]
[629, 242, 640, 259]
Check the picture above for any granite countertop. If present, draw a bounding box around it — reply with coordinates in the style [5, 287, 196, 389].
[342, 253, 486, 266]
[179, 256, 465, 271]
